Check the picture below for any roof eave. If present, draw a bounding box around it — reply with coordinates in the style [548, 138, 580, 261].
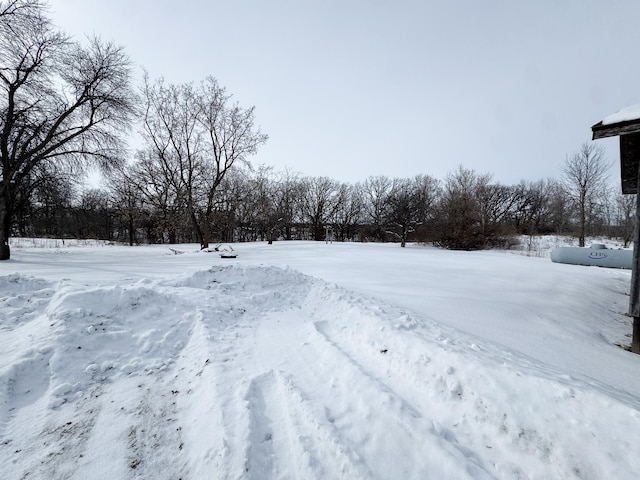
[592, 119, 640, 140]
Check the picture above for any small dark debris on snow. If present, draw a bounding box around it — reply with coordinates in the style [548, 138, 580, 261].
[615, 343, 632, 352]
[380, 349, 388, 354]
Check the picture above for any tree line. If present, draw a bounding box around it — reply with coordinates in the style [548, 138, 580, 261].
[15, 146, 635, 251]
[1, 1, 634, 259]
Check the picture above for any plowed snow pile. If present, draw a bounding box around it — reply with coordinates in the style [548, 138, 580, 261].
[1, 241, 639, 479]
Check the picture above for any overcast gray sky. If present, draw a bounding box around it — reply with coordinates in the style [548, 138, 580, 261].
[48, 0, 640, 185]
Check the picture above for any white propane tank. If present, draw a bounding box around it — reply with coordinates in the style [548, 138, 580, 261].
[550, 244, 632, 269]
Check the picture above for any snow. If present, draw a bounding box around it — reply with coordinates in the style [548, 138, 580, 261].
[1, 240, 640, 479]
[601, 102, 640, 125]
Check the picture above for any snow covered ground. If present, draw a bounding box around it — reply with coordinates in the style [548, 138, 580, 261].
[1, 239, 639, 479]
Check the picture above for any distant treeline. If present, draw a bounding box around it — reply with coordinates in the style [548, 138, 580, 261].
[13, 156, 635, 251]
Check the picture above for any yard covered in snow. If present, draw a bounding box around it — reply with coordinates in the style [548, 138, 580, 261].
[1, 239, 639, 479]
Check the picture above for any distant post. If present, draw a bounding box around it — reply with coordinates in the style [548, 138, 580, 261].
[592, 107, 640, 354]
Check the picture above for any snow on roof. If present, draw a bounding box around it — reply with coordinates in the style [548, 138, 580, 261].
[602, 103, 640, 125]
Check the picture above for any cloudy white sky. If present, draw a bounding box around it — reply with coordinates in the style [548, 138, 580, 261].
[48, 0, 640, 186]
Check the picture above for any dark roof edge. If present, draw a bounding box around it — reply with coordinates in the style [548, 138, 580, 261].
[592, 118, 640, 139]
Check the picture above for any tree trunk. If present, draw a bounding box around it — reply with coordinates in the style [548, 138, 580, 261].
[579, 192, 586, 247]
[200, 215, 211, 249]
[0, 229, 9, 260]
[188, 207, 205, 249]
[128, 214, 135, 246]
[0, 190, 12, 260]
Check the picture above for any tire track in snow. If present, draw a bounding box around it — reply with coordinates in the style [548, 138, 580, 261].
[164, 265, 320, 478]
[124, 380, 187, 479]
[245, 369, 371, 480]
[172, 310, 256, 479]
[309, 299, 551, 479]
[245, 371, 291, 479]
[313, 321, 424, 419]
[252, 309, 492, 479]
[312, 319, 493, 472]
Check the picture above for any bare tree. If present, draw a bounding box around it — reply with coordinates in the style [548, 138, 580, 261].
[0, 0, 136, 259]
[27, 164, 75, 238]
[411, 174, 441, 241]
[362, 175, 392, 241]
[435, 166, 482, 250]
[476, 177, 518, 247]
[0, 0, 44, 30]
[299, 176, 340, 241]
[545, 179, 572, 235]
[615, 193, 636, 248]
[141, 76, 267, 249]
[331, 182, 363, 241]
[73, 188, 112, 240]
[128, 149, 187, 244]
[105, 165, 146, 245]
[245, 165, 282, 243]
[385, 175, 439, 247]
[562, 143, 611, 247]
[210, 169, 249, 243]
[274, 168, 301, 240]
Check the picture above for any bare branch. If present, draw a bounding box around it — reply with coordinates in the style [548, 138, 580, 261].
[0, 3, 136, 259]
[139, 75, 268, 249]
